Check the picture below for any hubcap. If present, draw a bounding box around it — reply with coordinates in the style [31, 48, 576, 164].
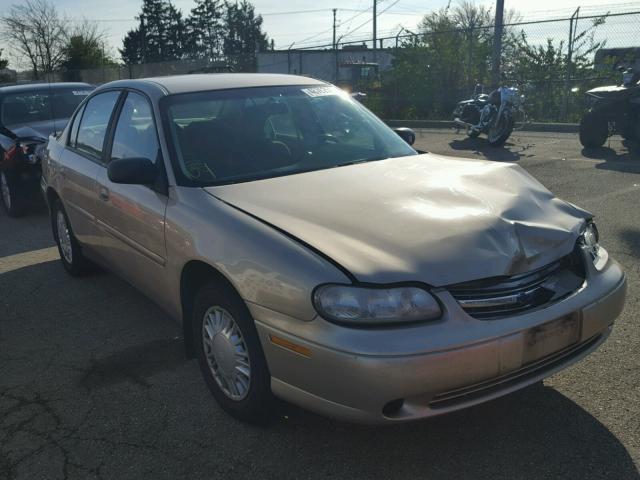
[1, 172, 10, 209]
[56, 210, 73, 264]
[202, 306, 251, 401]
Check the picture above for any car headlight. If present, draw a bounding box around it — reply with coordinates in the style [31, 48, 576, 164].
[313, 285, 442, 326]
[581, 221, 602, 265]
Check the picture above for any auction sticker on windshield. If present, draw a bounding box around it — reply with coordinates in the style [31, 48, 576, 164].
[301, 86, 339, 97]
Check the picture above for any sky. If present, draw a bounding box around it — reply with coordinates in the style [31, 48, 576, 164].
[0, 0, 637, 62]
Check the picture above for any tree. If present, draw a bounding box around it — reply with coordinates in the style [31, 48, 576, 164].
[222, 1, 269, 71]
[60, 23, 113, 81]
[0, 0, 68, 78]
[0, 49, 8, 70]
[509, 15, 609, 121]
[185, 0, 224, 59]
[120, 0, 185, 64]
[376, 2, 495, 119]
[121, 28, 145, 65]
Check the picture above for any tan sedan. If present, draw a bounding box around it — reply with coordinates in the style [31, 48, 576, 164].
[42, 74, 626, 424]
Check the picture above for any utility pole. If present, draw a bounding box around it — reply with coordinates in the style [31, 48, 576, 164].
[373, 0, 377, 62]
[333, 8, 338, 83]
[491, 0, 504, 87]
[333, 8, 337, 49]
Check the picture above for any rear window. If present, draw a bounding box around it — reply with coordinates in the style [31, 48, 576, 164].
[0, 88, 92, 126]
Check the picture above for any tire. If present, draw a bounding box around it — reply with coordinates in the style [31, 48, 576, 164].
[487, 115, 514, 147]
[619, 115, 638, 141]
[579, 111, 608, 148]
[192, 282, 273, 423]
[51, 199, 92, 276]
[0, 170, 28, 217]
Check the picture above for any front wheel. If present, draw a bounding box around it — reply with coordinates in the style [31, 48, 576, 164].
[579, 111, 608, 148]
[193, 283, 273, 423]
[0, 170, 27, 217]
[487, 114, 514, 147]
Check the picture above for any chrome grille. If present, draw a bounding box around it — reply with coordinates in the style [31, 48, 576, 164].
[449, 251, 585, 320]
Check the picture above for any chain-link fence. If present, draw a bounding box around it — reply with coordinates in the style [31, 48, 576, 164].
[6, 8, 640, 124]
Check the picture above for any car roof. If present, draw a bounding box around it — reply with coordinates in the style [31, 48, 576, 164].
[0, 82, 93, 94]
[99, 73, 327, 95]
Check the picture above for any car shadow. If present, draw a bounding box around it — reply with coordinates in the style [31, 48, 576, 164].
[276, 383, 639, 479]
[587, 140, 640, 173]
[0, 209, 55, 257]
[448, 135, 533, 162]
[1, 258, 637, 479]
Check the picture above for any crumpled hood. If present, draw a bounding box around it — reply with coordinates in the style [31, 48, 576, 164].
[206, 154, 591, 286]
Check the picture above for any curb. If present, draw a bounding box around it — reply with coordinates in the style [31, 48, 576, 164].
[385, 119, 580, 134]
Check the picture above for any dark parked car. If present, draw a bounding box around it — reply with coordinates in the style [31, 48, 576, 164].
[0, 82, 93, 216]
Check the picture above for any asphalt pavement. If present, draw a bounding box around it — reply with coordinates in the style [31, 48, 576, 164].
[1, 129, 639, 479]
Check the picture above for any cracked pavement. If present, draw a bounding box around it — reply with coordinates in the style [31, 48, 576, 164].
[0, 130, 639, 479]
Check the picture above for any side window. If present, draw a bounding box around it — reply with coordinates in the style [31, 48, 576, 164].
[75, 91, 120, 159]
[111, 92, 159, 163]
[68, 103, 86, 148]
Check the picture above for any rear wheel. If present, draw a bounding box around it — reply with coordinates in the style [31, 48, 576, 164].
[619, 115, 638, 141]
[579, 111, 608, 148]
[193, 283, 273, 423]
[0, 170, 27, 217]
[51, 199, 92, 275]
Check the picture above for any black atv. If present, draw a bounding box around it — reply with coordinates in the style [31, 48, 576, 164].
[579, 67, 640, 148]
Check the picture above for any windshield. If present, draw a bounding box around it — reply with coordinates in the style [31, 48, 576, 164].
[162, 85, 417, 186]
[1, 88, 92, 127]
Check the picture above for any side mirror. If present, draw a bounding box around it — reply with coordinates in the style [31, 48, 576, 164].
[108, 157, 157, 185]
[393, 127, 416, 146]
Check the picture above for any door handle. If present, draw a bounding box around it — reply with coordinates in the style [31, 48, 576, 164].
[99, 188, 109, 202]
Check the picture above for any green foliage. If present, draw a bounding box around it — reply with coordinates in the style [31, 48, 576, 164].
[61, 34, 114, 81]
[222, 1, 269, 71]
[0, 49, 8, 70]
[378, 2, 494, 119]
[185, 0, 224, 59]
[507, 16, 610, 121]
[120, 0, 269, 68]
[376, 4, 612, 122]
[120, 0, 185, 64]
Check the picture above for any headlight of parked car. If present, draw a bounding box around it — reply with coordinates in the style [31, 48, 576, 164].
[21, 143, 45, 164]
[581, 221, 603, 266]
[313, 285, 442, 326]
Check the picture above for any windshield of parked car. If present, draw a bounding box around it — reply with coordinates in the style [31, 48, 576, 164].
[1, 88, 92, 127]
[162, 85, 417, 186]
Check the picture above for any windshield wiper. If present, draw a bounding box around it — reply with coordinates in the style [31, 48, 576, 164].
[335, 156, 389, 168]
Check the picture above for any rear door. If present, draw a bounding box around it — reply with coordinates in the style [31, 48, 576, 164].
[59, 90, 121, 252]
[93, 90, 170, 305]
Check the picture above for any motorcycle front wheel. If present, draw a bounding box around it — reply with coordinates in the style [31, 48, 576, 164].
[487, 115, 514, 147]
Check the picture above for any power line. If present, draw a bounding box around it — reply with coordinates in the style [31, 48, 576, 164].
[340, 0, 401, 40]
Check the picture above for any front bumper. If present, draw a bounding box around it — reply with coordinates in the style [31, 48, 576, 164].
[252, 254, 626, 424]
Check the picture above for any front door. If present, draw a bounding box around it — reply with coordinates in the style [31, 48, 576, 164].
[93, 91, 170, 307]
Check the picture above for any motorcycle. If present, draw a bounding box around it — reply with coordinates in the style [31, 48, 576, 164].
[579, 67, 640, 148]
[0, 127, 47, 217]
[453, 84, 526, 147]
